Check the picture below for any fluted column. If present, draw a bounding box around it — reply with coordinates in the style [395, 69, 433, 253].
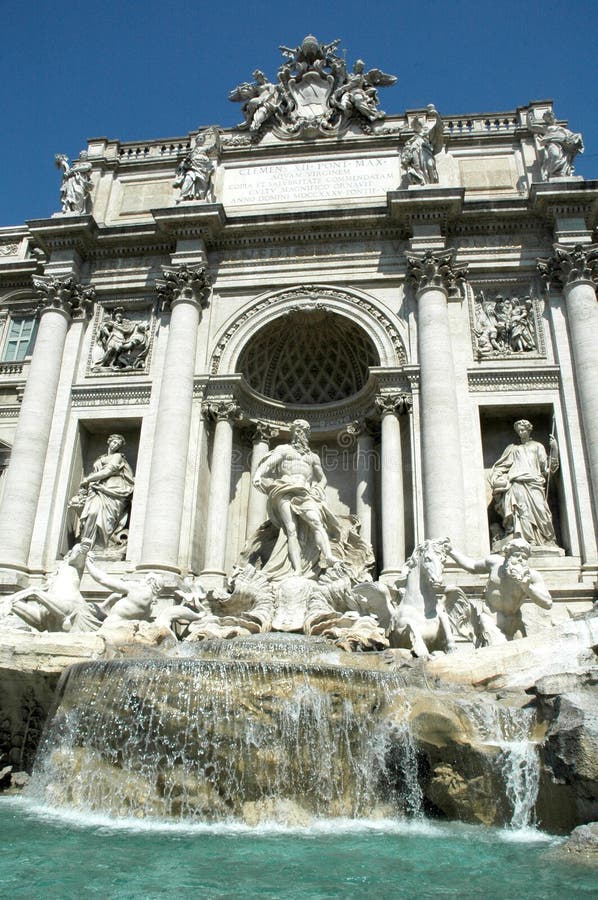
[344, 420, 377, 552]
[538, 243, 598, 513]
[406, 249, 467, 544]
[375, 394, 411, 576]
[139, 264, 211, 571]
[0, 274, 93, 571]
[202, 400, 242, 580]
[246, 422, 279, 539]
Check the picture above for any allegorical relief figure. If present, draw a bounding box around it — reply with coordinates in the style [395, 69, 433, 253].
[473, 292, 538, 357]
[55, 152, 93, 214]
[527, 108, 584, 181]
[68, 434, 135, 557]
[92, 308, 150, 370]
[400, 105, 444, 185]
[489, 420, 559, 550]
[173, 126, 221, 202]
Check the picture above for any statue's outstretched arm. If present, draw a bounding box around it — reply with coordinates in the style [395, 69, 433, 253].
[85, 555, 127, 593]
[447, 545, 488, 574]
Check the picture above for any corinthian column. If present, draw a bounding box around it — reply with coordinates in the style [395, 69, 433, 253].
[202, 400, 242, 582]
[139, 264, 211, 571]
[538, 243, 598, 513]
[375, 394, 411, 576]
[0, 275, 94, 571]
[406, 249, 467, 544]
[246, 422, 279, 539]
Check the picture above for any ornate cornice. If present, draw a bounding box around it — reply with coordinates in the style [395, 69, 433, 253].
[467, 365, 560, 393]
[156, 263, 212, 311]
[70, 384, 152, 407]
[32, 273, 95, 318]
[405, 249, 468, 297]
[537, 243, 598, 289]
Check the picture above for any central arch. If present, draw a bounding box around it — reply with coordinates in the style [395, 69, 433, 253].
[209, 284, 408, 377]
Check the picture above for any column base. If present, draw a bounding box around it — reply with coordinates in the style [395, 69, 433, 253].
[379, 568, 405, 586]
[0, 567, 31, 591]
[200, 570, 229, 591]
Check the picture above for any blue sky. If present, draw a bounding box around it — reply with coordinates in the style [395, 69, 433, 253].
[2, 0, 597, 226]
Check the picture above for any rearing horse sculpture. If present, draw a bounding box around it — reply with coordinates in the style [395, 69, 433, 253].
[392, 538, 457, 657]
[352, 537, 458, 658]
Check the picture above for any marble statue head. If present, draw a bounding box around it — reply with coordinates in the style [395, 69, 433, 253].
[107, 433, 126, 452]
[504, 537, 531, 560]
[513, 419, 533, 439]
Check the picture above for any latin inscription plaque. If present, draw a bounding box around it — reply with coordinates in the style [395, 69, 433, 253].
[223, 156, 399, 207]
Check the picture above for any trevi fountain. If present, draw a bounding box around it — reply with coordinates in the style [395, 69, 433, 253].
[0, 32, 597, 898]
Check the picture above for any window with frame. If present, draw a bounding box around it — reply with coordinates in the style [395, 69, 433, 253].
[2, 316, 38, 362]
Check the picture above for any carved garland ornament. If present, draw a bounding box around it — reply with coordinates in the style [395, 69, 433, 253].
[210, 285, 407, 375]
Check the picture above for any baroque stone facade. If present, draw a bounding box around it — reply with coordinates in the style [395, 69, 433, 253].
[0, 36, 596, 623]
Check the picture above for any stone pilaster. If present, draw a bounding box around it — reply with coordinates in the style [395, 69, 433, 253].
[246, 421, 279, 539]
[406, 249, 467, 544]
[538, 243, 598, 516]
[375, 394, 412, 576]
[202, 399, 242, 582]
[0, 274, 94, 572]
[138, 264, 211, 572]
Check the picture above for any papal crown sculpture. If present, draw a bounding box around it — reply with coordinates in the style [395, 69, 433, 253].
[0, 33, 596, 657]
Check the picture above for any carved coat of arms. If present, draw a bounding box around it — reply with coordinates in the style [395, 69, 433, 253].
[229, 35, 397, 140]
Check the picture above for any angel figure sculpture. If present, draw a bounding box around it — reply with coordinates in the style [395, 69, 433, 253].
[333, 59, 397, 123]
[55, 152, 93, 214]
[401, 105, 444, 185]
[228, 70, 283, 132]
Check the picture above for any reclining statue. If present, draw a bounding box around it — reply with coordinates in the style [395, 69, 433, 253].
[446, 537, 553, 641]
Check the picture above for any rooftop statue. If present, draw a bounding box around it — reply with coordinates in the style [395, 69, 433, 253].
[400, 105, 444, 185]
[229, 35, 396, 139]
[527, 108, 584, 181]
[55, 152, 93, 215]
[173, 126, 221, 202]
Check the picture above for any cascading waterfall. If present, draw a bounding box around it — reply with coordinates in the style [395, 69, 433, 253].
[27, 651, 419, 824]
[463, 700, 540, 829]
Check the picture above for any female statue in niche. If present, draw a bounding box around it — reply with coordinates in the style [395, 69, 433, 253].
[69, 434, 135, 556]
[489, 419, 559, 550]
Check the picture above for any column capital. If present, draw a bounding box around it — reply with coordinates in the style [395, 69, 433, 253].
[251, 421, 280, 444]
[157, 263, 212, 311]
[32, 273, 95, 318]
[202, 398, 242, 423]
[537, 243, 598, 290]
[405, 248, 468, 297]
[375, 393, 413, 417]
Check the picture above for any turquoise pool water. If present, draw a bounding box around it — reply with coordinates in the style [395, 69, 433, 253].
[1, 797, 595, 899]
